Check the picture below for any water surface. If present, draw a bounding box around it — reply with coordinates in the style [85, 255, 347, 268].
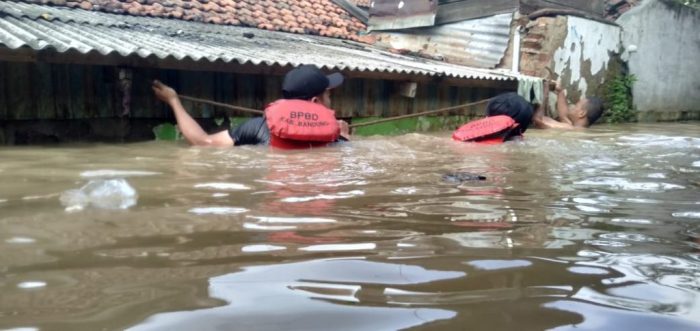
[0, 123, 699, 331]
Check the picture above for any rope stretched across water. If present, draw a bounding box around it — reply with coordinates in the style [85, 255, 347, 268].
[178, 94, 492, 128]
[347, 98, 492, 129]
[179, 95, 264, 115]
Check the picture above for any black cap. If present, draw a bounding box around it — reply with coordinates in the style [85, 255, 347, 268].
[282, 65, 344, 100]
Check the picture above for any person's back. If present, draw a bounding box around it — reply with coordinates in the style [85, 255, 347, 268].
[152, 64, 349, 148]
[452, 92, 533, 144]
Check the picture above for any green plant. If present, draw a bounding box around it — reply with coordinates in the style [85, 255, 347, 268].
[153, 123, 182, 141]
[604, 74, 637, 123]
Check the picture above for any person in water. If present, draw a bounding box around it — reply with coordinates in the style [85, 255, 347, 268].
[152, 64, 350, 148]
[533, 81, 605, 129]
[452, 92, 534, 144]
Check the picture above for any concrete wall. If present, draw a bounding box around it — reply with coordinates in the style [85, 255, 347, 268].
[616, 0, 700, 121]
[551, 16, 622, 101]
[520, 16, 622, 102]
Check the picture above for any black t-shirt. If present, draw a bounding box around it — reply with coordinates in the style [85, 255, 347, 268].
[229, 116, 349, 146]
[229, 117, 270, 146]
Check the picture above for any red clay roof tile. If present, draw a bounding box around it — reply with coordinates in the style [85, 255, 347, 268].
[19, 0, 369, 42]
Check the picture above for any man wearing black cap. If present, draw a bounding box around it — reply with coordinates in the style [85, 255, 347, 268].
[152, 64, 348, 147]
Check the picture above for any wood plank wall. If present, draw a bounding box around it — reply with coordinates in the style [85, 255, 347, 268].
[0, 62, 509, 121]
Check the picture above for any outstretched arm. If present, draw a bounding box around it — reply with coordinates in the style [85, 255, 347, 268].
[152, 80, 234, 147]
[554, 82, 573, 125]
[533, 81, 575, 129]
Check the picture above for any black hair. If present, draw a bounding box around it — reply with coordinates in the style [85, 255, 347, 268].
[486, 92, 534, 135]
[585, 97, 605, 125]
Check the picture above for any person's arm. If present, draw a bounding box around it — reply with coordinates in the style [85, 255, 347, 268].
[555, 82, 573, 125]
[338, 120, 351, 140]
[152, 80, 234, 147]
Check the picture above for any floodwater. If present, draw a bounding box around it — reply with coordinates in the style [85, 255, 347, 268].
[0, 123, 699, 331]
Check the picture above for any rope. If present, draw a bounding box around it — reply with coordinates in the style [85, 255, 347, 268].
[179, 95, 264, 115]
[177, 94, 493, 129]
[347, 98, 492, 129]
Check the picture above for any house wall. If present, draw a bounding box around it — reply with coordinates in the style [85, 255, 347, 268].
[520, 16, 621, 102]
[0, 62, 510, 144]
[616, 0, 700, 121]
[551, 16, 621, 101]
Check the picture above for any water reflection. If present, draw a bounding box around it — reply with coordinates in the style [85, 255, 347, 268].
[130, 259, 462, 331]
[0, 124, 699, 330]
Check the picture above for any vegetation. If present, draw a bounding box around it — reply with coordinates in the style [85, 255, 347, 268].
[604, 74, 637, 123]
[673, 0, 700, 9]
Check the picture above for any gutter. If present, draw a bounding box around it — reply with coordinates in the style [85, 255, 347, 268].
[330, 0, 369, 24]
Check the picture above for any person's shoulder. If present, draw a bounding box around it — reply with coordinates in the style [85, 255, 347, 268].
[542, 116, 575, 130]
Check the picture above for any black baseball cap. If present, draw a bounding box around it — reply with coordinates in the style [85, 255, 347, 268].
[282, 65, 344, 100]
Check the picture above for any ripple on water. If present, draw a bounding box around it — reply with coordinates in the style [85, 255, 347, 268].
[575, 177, 685, 192]
[80, 170, 162, 178]
[672, 212, 700, 219]
[17, 281, 46, 289]
[299, 243, 377, 252]
[616, 134, 700, 149]
[567, 266, 610, 275]
[584, 240, 630, 248]
[466, 259, 532, 271]
[188, 207, 249, 215]
[128, 259, 462, 330]
[247, 216, 336, 224]
[281, 190, 365, 202]
[193, 183, 252, 190]
[611, 218, 655, 225]
[5, 237, 36, 244]
[241, 244, 287, 253]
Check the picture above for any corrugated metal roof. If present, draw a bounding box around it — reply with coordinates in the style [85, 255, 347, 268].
[374, 13, 515, 69]
[0, 2, 538, 82]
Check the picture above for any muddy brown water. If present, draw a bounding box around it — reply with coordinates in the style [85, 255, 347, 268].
[0, 123, 699, 331]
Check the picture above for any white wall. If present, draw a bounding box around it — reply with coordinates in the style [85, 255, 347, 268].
[552, 17, 621, 98]
[617, 0, 700, 117]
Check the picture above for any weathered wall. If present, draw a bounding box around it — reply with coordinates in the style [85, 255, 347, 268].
[551, 16, 622, 101]
[616, 0, 700, 121]
[0, 61, 510, 144]
[519, 16, 569, 79]
[520, 16, 621, 102]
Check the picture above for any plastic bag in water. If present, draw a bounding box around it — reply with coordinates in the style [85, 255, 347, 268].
[60, 178, 138, 212]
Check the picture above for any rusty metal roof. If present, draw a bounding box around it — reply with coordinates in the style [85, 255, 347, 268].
[0, 1, 538, 82]
[374, 12, 514, 69]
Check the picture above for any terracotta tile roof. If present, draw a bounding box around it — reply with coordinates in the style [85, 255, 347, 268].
[16, 0, 371, 42]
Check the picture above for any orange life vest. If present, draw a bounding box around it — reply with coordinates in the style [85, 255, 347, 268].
[452, 115, 521, 144]
[265, 99, 340, 149]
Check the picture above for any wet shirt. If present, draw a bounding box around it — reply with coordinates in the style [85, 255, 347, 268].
[229, 117, 271, 146]
[229, 116, 348, 147]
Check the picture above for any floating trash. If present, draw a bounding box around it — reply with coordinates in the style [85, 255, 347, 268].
[442, 172, 487, 183]
[60, 178, 138, 211]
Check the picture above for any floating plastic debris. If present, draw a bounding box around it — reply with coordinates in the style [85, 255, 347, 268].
[60, 178, 138, 211]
